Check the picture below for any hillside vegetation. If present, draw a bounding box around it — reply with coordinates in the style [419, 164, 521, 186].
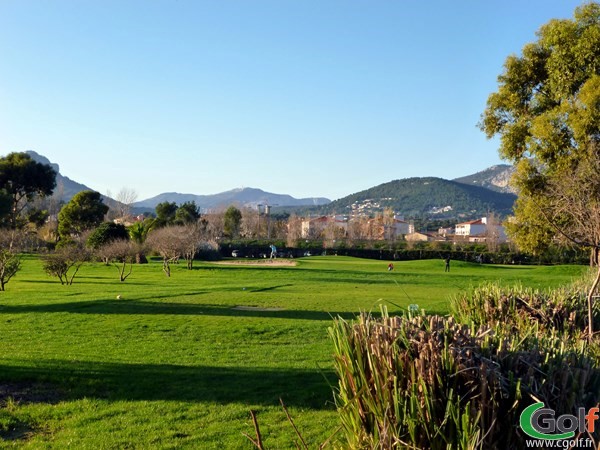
[319, 177, 516, 218]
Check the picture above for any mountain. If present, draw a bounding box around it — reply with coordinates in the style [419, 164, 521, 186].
[22, 152, 330, 211]
[317, 177, 516, 218]
[133, 188, 331, 211]
[26, 150, 95, 202]
[20, 151, 516, 219]
[453, 164, 515, 193]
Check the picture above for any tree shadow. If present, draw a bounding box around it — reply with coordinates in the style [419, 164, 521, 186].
[0, 360, 337, 409]
[248, 284, 293, 293]
[0, 299, 362, 321]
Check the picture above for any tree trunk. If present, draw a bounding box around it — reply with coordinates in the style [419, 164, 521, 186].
[587, 248, 600, 338]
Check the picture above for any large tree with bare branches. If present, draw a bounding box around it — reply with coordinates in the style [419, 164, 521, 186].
[480, 2, 600, 336]
[147, 221, 216, 276]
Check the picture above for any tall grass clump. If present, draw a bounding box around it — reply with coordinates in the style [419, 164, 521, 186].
[330, 306, 600, 449]
[449, 279, 600, 337]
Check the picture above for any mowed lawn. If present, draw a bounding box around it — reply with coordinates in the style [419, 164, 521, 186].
[0, 255, 588, 448]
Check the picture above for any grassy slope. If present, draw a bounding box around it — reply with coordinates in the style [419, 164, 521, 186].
[0, 256, 587, 448]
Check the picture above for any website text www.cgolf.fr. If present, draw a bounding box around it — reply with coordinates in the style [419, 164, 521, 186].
[525, 438, 594, 448]
[520, 402, 598, 448]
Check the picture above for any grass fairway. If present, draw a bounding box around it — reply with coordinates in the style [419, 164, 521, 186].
[0, 255, 587, 448]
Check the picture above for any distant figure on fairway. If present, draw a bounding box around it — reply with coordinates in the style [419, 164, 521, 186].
[444, 257, 450, 272]
[269, 244, 277, 259]
[387, 263, 394, 271]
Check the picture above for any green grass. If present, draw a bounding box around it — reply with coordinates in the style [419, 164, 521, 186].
[0, 255, 588, 448]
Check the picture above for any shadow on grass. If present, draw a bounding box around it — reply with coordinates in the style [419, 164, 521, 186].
[0, 299, 362, 321]
[0, 360, 336, 409]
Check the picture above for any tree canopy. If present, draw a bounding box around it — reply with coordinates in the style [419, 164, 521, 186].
[481, 2, 600, 250]
[58, 190, 109, 242]
[223, 206, 242, 237]
[86, 222, 129, 250]
[155, 201, 178, 227]
[0, 152, 57, 228]
[480, 2, 600, 334]
[174, 201, 201, 225]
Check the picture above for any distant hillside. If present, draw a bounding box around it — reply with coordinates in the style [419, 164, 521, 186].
[26, 150, 96, 202]
[19, 152, 516, 219]
[134, 188, 330, 211]
[318, 177, 516, 218]
[453, 164, 515, 193]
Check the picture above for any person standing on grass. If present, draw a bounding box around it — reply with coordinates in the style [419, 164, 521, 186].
[269, 244, 277, 259]
[444, 256, 450, 272]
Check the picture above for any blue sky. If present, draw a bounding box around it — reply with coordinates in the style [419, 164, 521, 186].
[0, 1, 586, 201]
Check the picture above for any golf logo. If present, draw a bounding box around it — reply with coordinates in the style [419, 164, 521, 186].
[520, 402, 598, 444]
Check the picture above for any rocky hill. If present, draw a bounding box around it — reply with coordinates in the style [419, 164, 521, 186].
[453, 164, 515, 193]
[26, 150, 93, 201]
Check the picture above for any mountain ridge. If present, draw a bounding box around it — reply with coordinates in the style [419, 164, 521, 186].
[19, 151, 516, 218]
[133, 188, 331, 211]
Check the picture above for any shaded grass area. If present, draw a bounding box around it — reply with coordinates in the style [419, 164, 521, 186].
[0, 256, 587, 448]
[0, 360, 335, 408]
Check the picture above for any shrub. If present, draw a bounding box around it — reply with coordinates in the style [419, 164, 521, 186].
[42, 244, 90, 285]
[330, 307, 600, 449]
[449, 279, 600, 337]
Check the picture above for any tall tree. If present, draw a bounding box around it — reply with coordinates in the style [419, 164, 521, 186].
[155, 201, 178, 227]
[126, 219, 154, 264]
[480, 2, 600, 336]
[0, 152, 57, 228]
[223, 206, 242, 238]
[174, 201, 201, 225]
[0, 190, 11, 225]
[58, 191, 109, 242]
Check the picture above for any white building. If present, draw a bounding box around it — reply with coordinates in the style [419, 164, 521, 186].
[454, 217, 508, 243]
[455, 218, 488, 237]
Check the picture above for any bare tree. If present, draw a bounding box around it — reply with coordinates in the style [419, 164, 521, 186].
[323, 221, 346, 249]
[179, 220, 217, 270]
[95, 239, 136, 282]
[43, 243, 90, 285]
[115, 187, 138, 221]
[286, 214, 302, 247]
[533, 157, 600, 336]
[147, 222, 217, 275]
[0, 231, 22, 291]
[484, 213, 502, 253]
[382, 208, 396, 247]
[202, 211, 225, 241]
[146, 226, 183, 277]
[347, 216, 369, 244]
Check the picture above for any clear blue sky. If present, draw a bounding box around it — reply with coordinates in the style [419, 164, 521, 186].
[0, 0, 586, 201]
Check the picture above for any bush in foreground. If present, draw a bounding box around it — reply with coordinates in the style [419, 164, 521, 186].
[330, 301, 600, 449]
